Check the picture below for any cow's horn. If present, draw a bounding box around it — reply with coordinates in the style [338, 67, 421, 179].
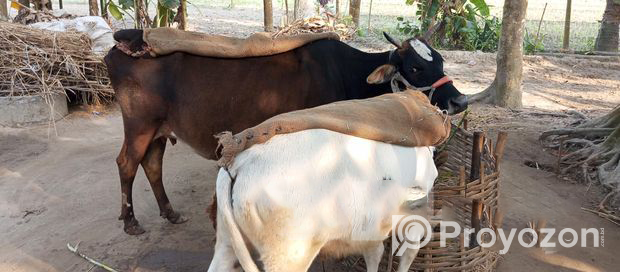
[383, 32, 402, 49]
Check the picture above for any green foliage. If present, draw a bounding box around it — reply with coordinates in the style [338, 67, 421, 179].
[396, 0, 501, 52]
[395, 16, 420, 36]
[160, 0, 180, 9]
[106, 0, 179, 28]
[119, 0, 134, 9]
[457, 15, 501, 51]
[107, 1, 124, 20]
[523, 28, 544, 54]
[154, 1, 178, 27]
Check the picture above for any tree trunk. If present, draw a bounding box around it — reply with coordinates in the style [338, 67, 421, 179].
[595, 0, 620, 52]
[263, 0, 273, 31]
[367, 0, 373, 30]
[1, 0, 8, 21]
[88, 0, 99, 16]
[469, 0, 527, 109]
[349, 0, 361, 26]
[33, 0, 51, 10]
[336, 0, 340, 18]
[134, 0, 146, 29]
[177, 0, 187, 30]
[294, 0, 314, 20]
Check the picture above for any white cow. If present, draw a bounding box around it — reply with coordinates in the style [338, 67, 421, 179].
[208, 128, 438, 272]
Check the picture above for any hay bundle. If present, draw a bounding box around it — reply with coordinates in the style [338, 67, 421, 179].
[273, 16, 355, 40]
[13, 7, 76, 25]
[0, 21, 113, 104]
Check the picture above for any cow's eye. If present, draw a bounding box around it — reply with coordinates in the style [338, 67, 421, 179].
[411, 67, 418, 73]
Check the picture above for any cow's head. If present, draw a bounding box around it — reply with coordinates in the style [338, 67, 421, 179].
[367, 32, 468, 115]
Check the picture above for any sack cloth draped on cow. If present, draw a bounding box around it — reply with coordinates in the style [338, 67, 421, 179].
[216, 90, 450, 167]
[138, 28, 339, 57]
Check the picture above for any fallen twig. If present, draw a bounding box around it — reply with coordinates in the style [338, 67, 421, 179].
[581, 207, 620, 227]
[67, 242, 119, 272]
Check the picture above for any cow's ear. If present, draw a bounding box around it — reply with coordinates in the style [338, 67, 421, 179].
[367, 64, 397, 84]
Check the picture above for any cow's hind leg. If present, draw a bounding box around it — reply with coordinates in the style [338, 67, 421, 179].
[208, 212, 242, 272]
[117, 124, 157, 235]
[140, 137, 187, 224]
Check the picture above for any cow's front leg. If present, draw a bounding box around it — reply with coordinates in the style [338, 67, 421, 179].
[140, 137, 188, 224]
[396, 239, 420, 272]
[362, 242, 384, 272]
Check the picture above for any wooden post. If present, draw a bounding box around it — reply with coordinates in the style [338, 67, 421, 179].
[470, 132, 485, 181]
[284, 0, 288, 25]
[563, 0, 572, 50]
[0, 0, 8, 21]
[469, 131, 485, 247]
[493, 132, 508, 171]
[367, 0, 373, 31]
[470, 199, 483, 247]
[534, 2, 547, 45]
[58, 0, 63, 9]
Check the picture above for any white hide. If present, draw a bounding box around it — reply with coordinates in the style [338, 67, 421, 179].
[410, 39, 433, 62]
[209, 129, 438, 272]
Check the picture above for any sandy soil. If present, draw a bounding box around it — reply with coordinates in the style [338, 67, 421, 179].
[2, 5, 620, 272]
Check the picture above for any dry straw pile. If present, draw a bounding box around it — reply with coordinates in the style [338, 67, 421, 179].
[273, 16, 355, 40]
[0, 21, 113, 104]
[13, 8, 77, 25]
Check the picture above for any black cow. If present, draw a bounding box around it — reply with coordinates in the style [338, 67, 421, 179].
[104, 30, 467, 234]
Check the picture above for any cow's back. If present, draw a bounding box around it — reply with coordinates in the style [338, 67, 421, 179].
[104, 40, 353, 160]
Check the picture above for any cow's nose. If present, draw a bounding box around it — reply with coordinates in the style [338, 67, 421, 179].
[448, 95, 468, 114]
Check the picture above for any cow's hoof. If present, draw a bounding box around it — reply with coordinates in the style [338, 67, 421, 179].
[124, 219, 146, 235]
[165, 211, 189, 224]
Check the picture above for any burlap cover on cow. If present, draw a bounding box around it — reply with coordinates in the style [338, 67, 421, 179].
[143, 28, 340, 57]
[216, 90, 451, 167]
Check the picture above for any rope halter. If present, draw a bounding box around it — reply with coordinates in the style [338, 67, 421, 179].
[390, 73, 453, 103]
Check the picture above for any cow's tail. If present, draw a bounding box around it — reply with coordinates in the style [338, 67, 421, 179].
[216, 168, 260, 272]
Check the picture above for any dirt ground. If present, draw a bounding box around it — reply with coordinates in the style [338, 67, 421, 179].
[2, 4, 620, 272]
